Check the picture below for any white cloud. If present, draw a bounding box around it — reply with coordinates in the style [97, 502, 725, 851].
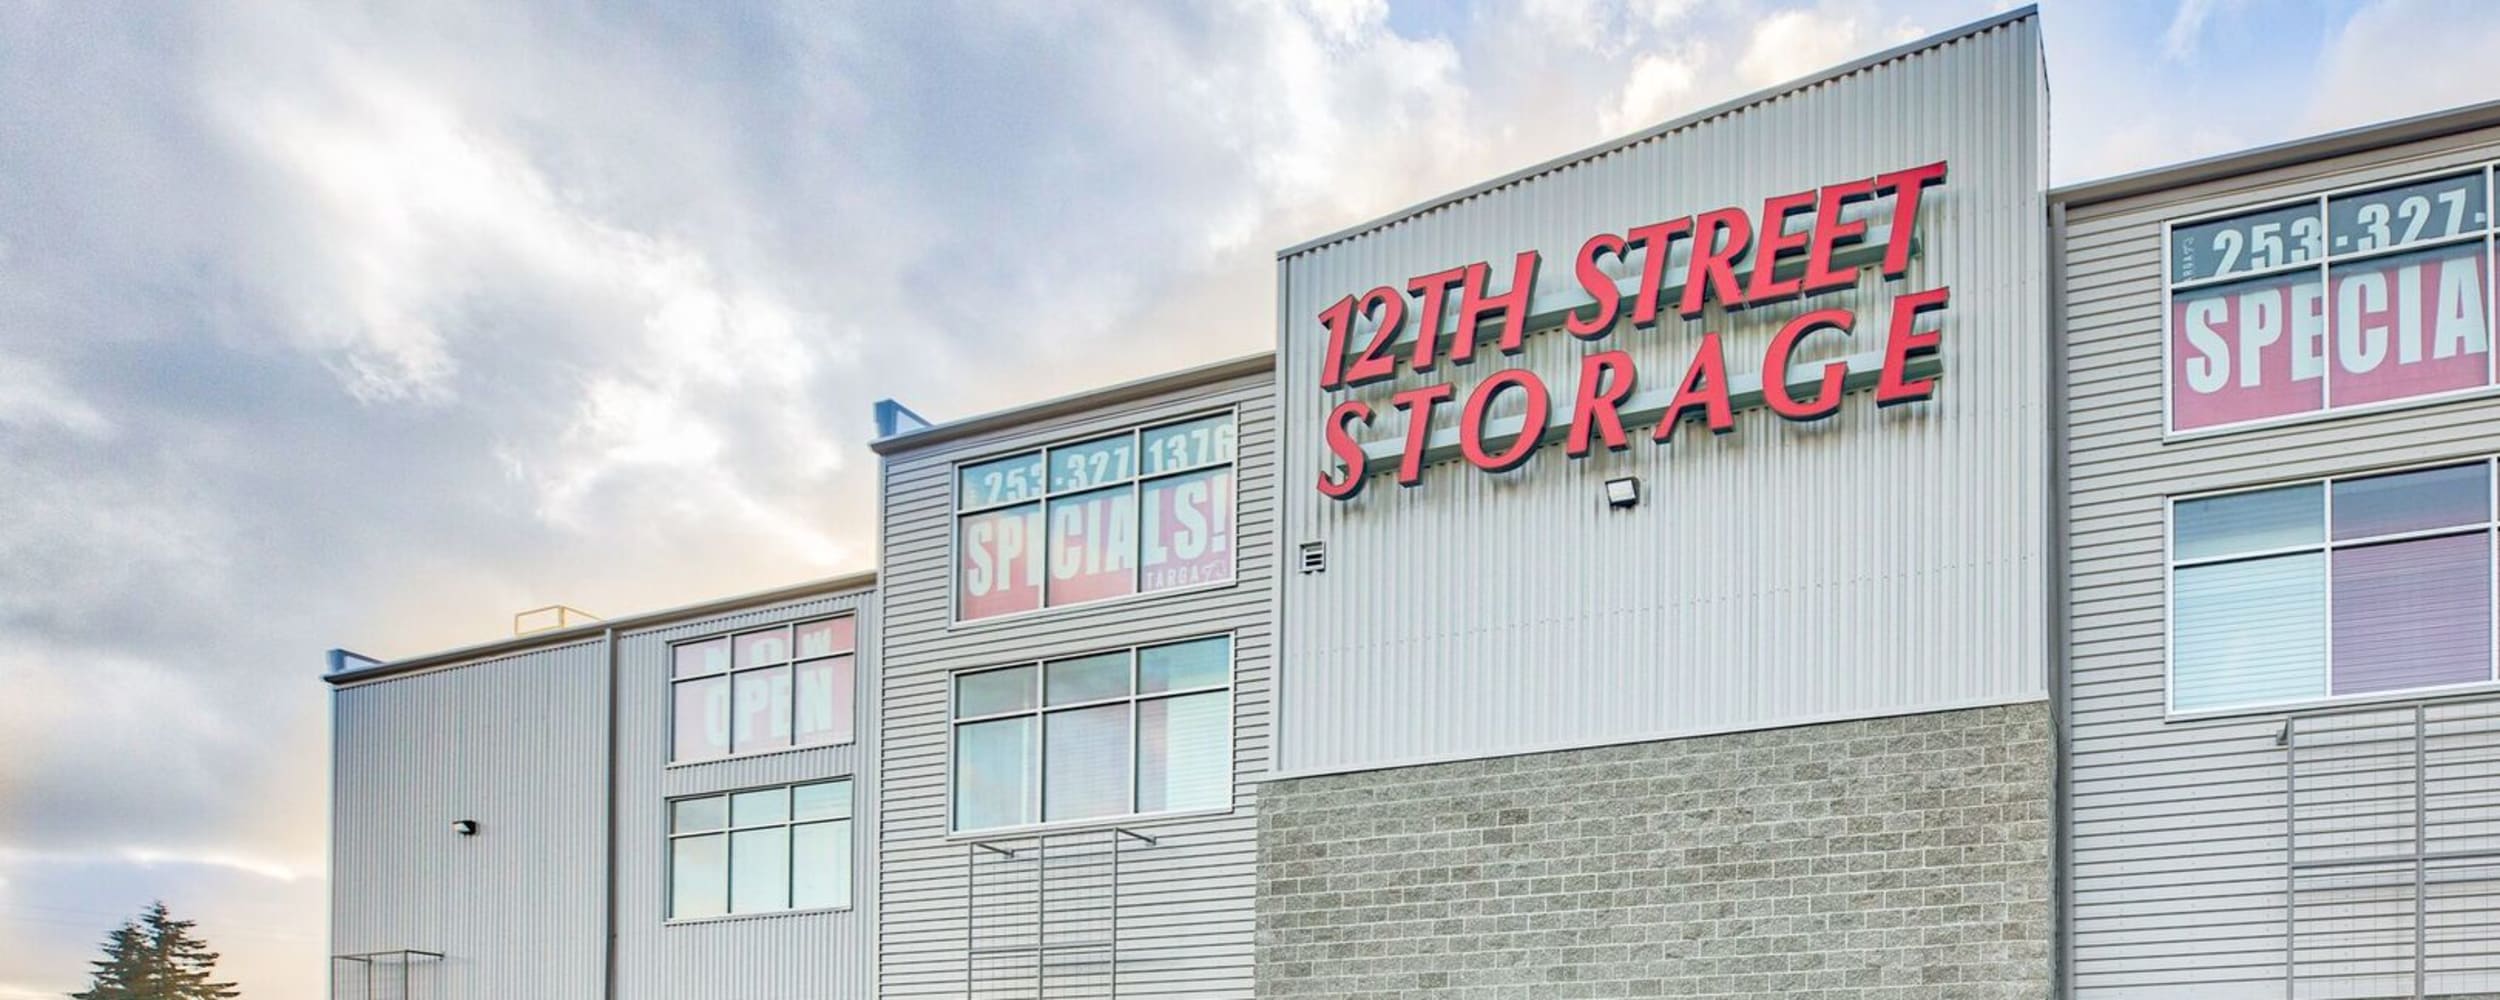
[1603, 49, 1703, 134]
[0, 356, 110, 438]
[2162, 0, 2239, 60]
[2305, 0, 2500, 132]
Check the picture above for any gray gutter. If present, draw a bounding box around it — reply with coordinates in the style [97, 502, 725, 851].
[2052, 98, 2500, 209]
[868, 351, 1275, 456]
[1277, 5, 2038, 259]
[323, 569, 877, 686]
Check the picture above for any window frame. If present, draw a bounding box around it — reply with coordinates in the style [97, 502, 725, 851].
[947, 406, 1243, 627]
[2165, 456, 2500, 719]
[2160, 159, 2500, 439]
[663, 777, 856, 923]
[666, 614, 860, 767]
[944, 632, 1238, 837]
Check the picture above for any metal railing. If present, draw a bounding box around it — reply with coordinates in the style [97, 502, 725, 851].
[2286, 697, 2500, 998]
[330, 949, 441, 1000]
[966, 827, 1158, 1000]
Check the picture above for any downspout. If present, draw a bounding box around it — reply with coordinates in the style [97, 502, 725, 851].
[2047, 198, 2075, 1000]
[602, 626, 620, 1000]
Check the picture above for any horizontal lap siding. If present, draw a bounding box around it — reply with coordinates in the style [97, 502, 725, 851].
[2062, 123, 2500, 998]
[876, 372, 1276, 998]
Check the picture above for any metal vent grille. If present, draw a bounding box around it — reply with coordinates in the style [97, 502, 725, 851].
[1297, 541, 1325, 574]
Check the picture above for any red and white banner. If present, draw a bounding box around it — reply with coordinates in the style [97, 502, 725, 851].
[2172, 245, 2491, 431]
[1143, 469, 1232, 592]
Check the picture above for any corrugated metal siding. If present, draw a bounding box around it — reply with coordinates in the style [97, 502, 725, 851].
[875, 371, 1275, 998]
[612, 589, 879, 1000]
[2063, 123, 2500, 998]
[1275, 17, 2048, 774]
[331, 641, 609, 1000]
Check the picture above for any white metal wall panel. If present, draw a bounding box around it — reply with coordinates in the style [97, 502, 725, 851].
[2063, 122, 2500, 998]
[875, 371, 1275, 997]
[330, 641, 609, 1000]
[1275, 15, 2048, 775]
[611, 589, 879, 1000]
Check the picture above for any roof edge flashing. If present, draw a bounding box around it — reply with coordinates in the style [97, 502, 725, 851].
[323, 569, 877, 687]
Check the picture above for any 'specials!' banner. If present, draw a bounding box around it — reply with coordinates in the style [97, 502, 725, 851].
[957, 459, 1234, 620]
[2169, 168, 2496, 432]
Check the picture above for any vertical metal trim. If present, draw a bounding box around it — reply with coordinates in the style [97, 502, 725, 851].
[603, 625, 619, 1000]
[2048, 195, 2078, 1000]
[2285, 717, 2298, 1000]
[2416, 703, 2429, 998]
[1270, 254, 1295, 779]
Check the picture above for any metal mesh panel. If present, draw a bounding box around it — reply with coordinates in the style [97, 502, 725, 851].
[966, 828, 1157, 1000]
[2289, 699, 2500, 998]
[328, 950, 438, 1000]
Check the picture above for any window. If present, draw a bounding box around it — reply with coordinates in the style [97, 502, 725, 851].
[949, 635, 1233, 832]
[671, 617, 856, 762]
[2170, 461, 2498, 713]
[667, 779, 853, 919]
[954, 411, 1238, 622]
[2166, 165, 2497, 433]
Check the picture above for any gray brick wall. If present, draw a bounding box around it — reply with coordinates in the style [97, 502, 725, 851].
[1255, 702, 2054, 999]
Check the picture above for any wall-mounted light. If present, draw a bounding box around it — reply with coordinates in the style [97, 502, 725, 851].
[451, 819, 479, 837]
[1604, 476, 1642, 509]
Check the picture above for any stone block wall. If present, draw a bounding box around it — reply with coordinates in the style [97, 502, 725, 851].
[1255, 702, 2054, 999]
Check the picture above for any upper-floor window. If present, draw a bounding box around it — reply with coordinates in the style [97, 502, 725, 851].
[2170, 460, 2497, 713]
[954, 411, 1238, 622]
[2166, 164, 2496, 434]
[668, 779, 853, 919]
[950, 634, 1233, 832]
[671, 617, 856, 762]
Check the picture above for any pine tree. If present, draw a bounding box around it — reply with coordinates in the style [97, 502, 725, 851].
[70, 901, 241, 1000]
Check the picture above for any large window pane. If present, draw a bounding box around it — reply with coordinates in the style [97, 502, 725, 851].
[729, 827, 790, 914]
[2169, 270, 2327, 432]
[731, 788, 788, 826]
[2175, 484, 2325, 561]
[793, 656, 854, 746]
[674, 637, 730, 679]
[2334, 464, 2490, 540]
[958, 504, 1044, 621]
[2333, 534, 2494, 695]
[1141, 414, 1236, 475]
[670, 834, 726, 919]
[1044, 704, 1130, 823]
[1141, 468, 1234, 593]
[1140, 637, 1230, 694]
[956, 665, 1037, 718]
[1049, 434, 1137, 493]
[671, 796, 725, 834]
[793, 781, 852, 822]
[2327, 171, 2490, 255]
[1047, 487, 1137, 606]
[2326, 242, 2491, 407]
[673, 677, 729, 762]
[792, 821, 852, 909]
[2174, 553, 2329, 711]
[735, 628, 792, 668]
[1045, 652, 1130, 706]
[959, 451, 1044, 510]
[731, 669, 792, 753]
[955, 717, 1035, 831]
[1139, 692, 1230, 814]
[794, 618, 856, 658]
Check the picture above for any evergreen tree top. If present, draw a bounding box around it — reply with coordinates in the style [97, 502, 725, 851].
[70, 900, 241, 1000]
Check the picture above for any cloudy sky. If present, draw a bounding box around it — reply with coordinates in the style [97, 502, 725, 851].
[1, 0, 2494, 995]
